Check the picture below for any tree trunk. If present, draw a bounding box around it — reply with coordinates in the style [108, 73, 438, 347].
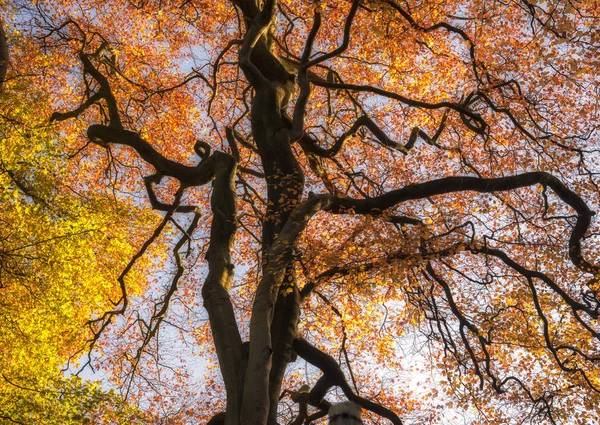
[0, 18, 8, 92]
[200, 2, 307, 423]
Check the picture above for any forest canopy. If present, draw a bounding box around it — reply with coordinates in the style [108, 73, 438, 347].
[1, 1, 600, 424]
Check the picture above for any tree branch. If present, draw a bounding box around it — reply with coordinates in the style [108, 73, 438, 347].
[238, 0, 278, 88]
[290, 6, 322, 141]
[50, 91, 103, 122]
[78, 50, 122, 129]
[304, 0, 360, 69]
[87, 125, 217, 187]
[325, 172, 597, 274]
[311, 80, 486, 133]
[200, 151, 245, 425]
[143, 174, 199, 212]
[293, 338, 404, 425]
[299, 114, 416, 158]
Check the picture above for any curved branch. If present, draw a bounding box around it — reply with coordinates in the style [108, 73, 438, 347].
[326, 172, 596, 273]
[291, 0, 360, 141]
[238, 0, 277, 88]
[78, 51, 122, 129]
[293, 338, 404, 425]
[304, 0, 360, 69]
[87, 125, 216, 187]
[299, 114, 417, 158]
[143, 174, 199, 213]
[290, 7, 322, 141]
[194, 139, 212, 161]
[50, 91, 104, 122]
[310, 80, 486, 133]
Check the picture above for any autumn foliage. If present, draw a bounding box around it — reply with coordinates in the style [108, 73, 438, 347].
[1, 1, 600, 424]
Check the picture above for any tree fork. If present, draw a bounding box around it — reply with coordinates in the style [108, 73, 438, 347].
[241, 195, 330, 425]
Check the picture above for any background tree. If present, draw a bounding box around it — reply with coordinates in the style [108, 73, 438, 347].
[2, 1, 600, 424]
[0, 8, 157, 424]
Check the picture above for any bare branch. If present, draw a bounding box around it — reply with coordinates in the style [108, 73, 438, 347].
[311, 79, 486, 133]
[299, 114, 417, 158]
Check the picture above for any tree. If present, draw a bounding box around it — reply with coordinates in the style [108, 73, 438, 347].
[2, 1, 600, 424]
[0, 8, 157, 424]
[0, 375, 148, 425]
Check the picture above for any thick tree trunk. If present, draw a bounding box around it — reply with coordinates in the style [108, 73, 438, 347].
[241, 56, 304, 425]
[248, 59, 305, 425]
[198, 2, 308, 424]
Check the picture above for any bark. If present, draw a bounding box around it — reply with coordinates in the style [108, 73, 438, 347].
[0, 18, 8, 92]
[234, 2, 307, 424]
[241, 195, 330, 425]
[267, 262, 301, 425]
[201, 152, 245, 425]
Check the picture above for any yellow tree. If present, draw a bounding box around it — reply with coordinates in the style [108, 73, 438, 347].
[1, 8, 157, 425]
[2, 1, 600, 424]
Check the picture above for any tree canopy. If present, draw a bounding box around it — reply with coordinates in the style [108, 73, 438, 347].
[1, 1, 600, 424]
